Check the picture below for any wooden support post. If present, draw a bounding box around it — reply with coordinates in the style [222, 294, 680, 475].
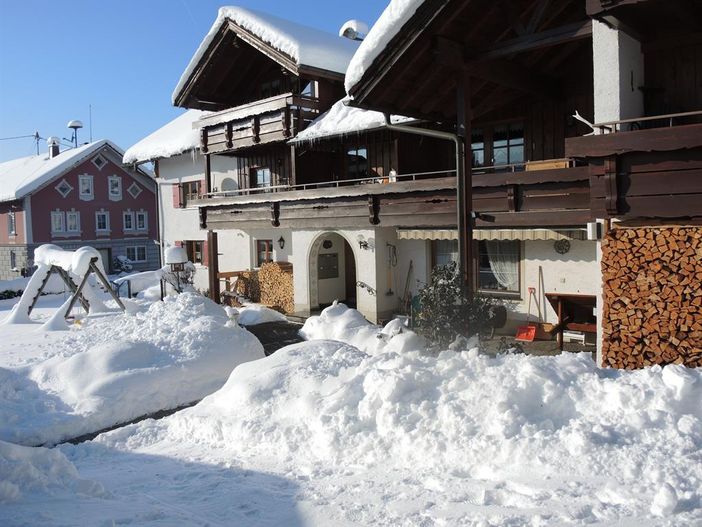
[54, 267, 90, 313]
[89, 259, 125, 311]
[456, 72, 474, 297]
[65, 269, 92, 319]
[205, 153, 212, 195]
[207, 230, 220, 304]
[557, 296, 564, 351]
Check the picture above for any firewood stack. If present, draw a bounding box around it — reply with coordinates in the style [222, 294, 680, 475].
[234, 271, 260, 302]
[602, 226, 702, 369]
[258, 262, 294, 314]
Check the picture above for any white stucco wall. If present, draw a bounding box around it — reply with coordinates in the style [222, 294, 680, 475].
[592, 19, 644, 124]
[156, 152, 243, 292]
[315, 233, 347, 305]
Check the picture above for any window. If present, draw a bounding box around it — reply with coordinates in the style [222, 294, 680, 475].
[346, 147, 368, 180]
[300, 80, 317, 98]
[108, 175, 122, 201]
[136, 211, 147, 231]
[182, 181, 200, 206]
[127, 182, 142, 198]
[123, 211, 134, 231]
[251, 167, 271, 190]
[432, 240, 458, 268]
[478, 240, 520, 294]
[55, 179, 73, 198]
[91, 154, 107, 170]
[51, 211, 65, 233]
[471, 121, 524, 171]
[126, 246, 147, 262]
[185, 240, 204, 264]
[96, 211, 110, 232]
[66, 211, 80, 232]
[79, 175, 94, 200]
[10, 251, 16, 270]
[256, 240, 273, 267]
[260, 78, 282, 99]
[8, 211, 16, 236]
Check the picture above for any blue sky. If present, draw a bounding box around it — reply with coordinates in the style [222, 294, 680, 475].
[0, 0, 385, 162]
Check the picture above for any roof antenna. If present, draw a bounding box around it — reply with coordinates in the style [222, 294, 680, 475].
[89, 104, 93, 142]
[66, 120, 84, 148]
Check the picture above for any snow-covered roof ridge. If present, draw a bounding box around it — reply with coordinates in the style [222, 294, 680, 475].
[173, 6, 360, 104]
[345, 0, 426, 95]
[292, 98, 415, 143]
[123, 110, 208, 165]
[0, 139, 123, 203]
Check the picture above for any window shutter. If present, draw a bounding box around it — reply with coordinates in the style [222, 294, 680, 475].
[202, 240, 209, 267]
[172, 184, 182, 208]
[174, 240, 183, 248]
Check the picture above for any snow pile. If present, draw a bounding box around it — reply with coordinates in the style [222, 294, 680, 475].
[0, 293, 264, 446]
[300, 302, 426, 354]
[0, 440, 105, 503]
[173, 6, 359, 103]
[345, 0, 425, 95]
[234, 304, 288, 326]
[292, 98, 414, 143]
[113, 337, 702, 523]
[123, 110, 208, 164]
[34, 244, 104, 277]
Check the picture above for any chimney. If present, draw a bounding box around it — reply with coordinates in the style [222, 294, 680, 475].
[47, 137, 60, 159]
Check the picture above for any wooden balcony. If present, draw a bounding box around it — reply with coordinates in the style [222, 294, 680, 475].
[566, 112, 702, 221]
[197, 93, 321, 154]
[195, 163, 599, 230]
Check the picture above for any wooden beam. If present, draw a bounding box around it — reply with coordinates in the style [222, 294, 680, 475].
[208, 230, 220, 304]
[480, 20, 592, 60]
[526, 0, 551, 34]
[469, 58, 560, 98]
[500, 0, 527, 36]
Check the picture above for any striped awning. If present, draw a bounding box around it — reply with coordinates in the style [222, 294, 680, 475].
[397, 228, 587, 241]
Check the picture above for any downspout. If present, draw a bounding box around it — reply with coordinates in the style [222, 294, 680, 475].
[382, 114, 470, 294]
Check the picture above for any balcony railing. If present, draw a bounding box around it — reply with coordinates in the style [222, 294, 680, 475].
[592, 109, 702, 134]
[197, 93, 322, 154]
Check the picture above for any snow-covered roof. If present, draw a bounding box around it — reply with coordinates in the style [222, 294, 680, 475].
[292, 98, 415, 143]
[0, 140, 122, 203]
[173, 6, 360, 104]
[345, 0, 426, 95]
[123, 110, 208, 165]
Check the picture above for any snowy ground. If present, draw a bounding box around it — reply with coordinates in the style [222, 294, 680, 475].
[1, 301, 700, 526]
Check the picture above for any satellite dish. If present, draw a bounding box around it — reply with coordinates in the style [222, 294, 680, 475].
[339, 19, 369, 41]
[67, 120, 83, 130]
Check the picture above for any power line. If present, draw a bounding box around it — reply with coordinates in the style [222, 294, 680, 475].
[0, 134, 37, 141]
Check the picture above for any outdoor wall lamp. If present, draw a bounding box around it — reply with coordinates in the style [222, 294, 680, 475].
[358, 240, 369, 250]
[278, 236, 285, 249]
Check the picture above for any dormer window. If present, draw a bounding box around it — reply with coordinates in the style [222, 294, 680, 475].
[55, 179, 73, 198]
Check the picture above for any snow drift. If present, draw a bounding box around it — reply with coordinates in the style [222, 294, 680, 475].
[109, 330, 702, 523]
[0, 440, 106, 504]
[0, 293, 264, 446]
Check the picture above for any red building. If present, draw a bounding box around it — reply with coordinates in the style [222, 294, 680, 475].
[0, 139, 159, 279]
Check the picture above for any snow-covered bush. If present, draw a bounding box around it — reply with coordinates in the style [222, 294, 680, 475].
[113, 255, 133, 273]
[414, 261, 498, 347]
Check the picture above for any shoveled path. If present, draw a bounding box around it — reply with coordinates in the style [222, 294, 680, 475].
[245, 321, 305, 356]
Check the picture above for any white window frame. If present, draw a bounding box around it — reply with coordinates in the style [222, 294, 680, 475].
[91, 154, 107, 171]
[78, 174, 94, 201]
[135, 211, 147, 231]
[10, 250, 17, 271]
[126, 246, 147, 263]
[8, 211, 16, 236]
[55, 179, 73, 198]
[51, 210, 65, 234]
[123, 211, 134, 231]
[66, 210, 81, 233]
[95, 210, 110, 233]
[127, 182, 142, 199]
[108, 175, 122, 201]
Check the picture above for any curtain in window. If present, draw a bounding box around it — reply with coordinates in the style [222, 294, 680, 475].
[485, 240, 519, 291]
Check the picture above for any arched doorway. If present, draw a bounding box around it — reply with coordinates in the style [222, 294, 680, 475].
[308, 233, 357, 310]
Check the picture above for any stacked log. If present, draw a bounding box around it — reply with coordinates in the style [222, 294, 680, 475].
[259, 262, 294, 314]
[234, 271, 260, 302]
[602, 226, 702, 369]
